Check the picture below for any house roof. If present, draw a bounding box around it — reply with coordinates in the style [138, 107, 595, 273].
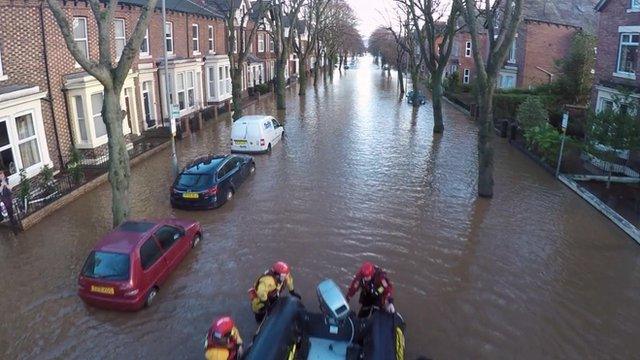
[120, 0, 224, 19]
[523, 0, 598, 32]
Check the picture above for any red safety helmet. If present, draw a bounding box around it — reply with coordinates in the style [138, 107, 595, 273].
[272, 261, 290, 275]
[359, 262, 375, 278]
[209, 316, 234, 344]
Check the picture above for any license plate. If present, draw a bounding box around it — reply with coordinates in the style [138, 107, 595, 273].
[234, 139, 247, 145]
[183, 192, 199, 199]
[91, 285, 114, 295]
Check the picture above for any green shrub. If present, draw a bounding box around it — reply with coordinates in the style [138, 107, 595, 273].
[493, 94, 557, 120]
[67, 148, 84, 185]
[18, 168, 30, 205]
[39, 165, 56, 195]
[524, 123, 563, 164]
[517, 97, 549, 130]
[255, 83, 270, 95]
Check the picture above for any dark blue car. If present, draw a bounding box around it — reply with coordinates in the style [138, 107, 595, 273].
[170, 154, 255, 210]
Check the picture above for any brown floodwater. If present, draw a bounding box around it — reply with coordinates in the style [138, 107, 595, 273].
[0, 59, 639, 360]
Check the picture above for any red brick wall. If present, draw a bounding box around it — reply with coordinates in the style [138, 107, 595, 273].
[0, 0, 62, 169]
[521, 20, 578, 88]
[594, 0, 640, 89]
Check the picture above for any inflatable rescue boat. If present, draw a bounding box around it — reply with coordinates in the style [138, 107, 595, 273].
[242, 279, 405, 359]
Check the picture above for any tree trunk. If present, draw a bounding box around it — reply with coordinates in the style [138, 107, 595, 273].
[338, 56, 343, 70]
[231, 69, 243, 119]
[313, 55, 320, 86]
[328, 57, 334, 80]
[276, 57, 287, 110]
[103, 89, 131, 227]
[398, 68, 405, 94]
[432, 71, 444, 133]
[298, 60, 307, 96]
[477, 83, 496, 198]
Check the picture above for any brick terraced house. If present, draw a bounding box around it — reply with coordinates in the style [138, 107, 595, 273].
[593, 0, 640, 112]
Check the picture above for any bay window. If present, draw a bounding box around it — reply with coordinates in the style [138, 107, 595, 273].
[258, 34, 265, 52]
[208, 67, 216, 99]
[114, 19, 126, 60]
[177, 73, 185, 110]
[73, 96, 89, 142]
[187, 72, 195, 107]
[269, 36, 274, 52]
[16, 114, 41, 168]
[633, 0, 640, 10]
[91, 93, 107, 138]
[617, 33, 639, 75]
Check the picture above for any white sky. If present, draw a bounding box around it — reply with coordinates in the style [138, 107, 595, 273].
[347, 0, 394, 40]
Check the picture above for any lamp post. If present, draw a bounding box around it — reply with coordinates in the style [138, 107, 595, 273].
[162, 0, 179, 177]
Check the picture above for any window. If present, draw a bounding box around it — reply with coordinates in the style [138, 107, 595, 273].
[81, 251, 130, 280]
[114, 19, 126, 60]
[233, 30, 238, 53]
[208, 67, 216, 99]
[271, 119, 280, 128]
[73, 17, 89, 61]
[452, 41, 459, 57]
[263, 121, 272, 130]
[258, 33, 265, 52]
[177, 73, 185, 110]
[15, 113, 41, 169]
[91, 93, 107, 138]
[140, 237, 163, 270]
[617, 33, 639, 74]
[508, 40, 516, 63]
[208, 26, 215, 53]
[217, 161, 234, 178]
[73, 96, 89, 142]
[463, 69, 470, 84]
[0, 120, 16, 175]
[225, 66, 231, 94]
[155, 226, 182, 250]
[269, 36, 274, 52]
[450, 64, 458, 74]
[192, 24, 199, 54]
[499, 73, 516, 89]
[186, 72, 195, 107]
[140, 29, 149, 56]
[165, 22, 174, 54]
[465, 41, 472, 57]
[633, 0, 640, 10]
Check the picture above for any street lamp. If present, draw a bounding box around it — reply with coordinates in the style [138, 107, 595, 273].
[162, 0, 179, 177]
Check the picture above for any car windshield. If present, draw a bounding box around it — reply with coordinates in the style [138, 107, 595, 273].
[82, 251, 130, 280]
[176, 173, 214, 190]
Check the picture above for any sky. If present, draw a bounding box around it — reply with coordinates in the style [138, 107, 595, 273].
[347, 0, 394, 40]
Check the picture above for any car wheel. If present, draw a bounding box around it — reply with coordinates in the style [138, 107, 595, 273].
[191, 233, 201, 248]
[267, 144, 272, 154]
[226, 189, 234, 202]
[145, 287, 159, 307]
[249, 162, 256, 175]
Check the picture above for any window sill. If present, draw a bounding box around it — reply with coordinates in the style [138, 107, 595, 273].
[0, 74, 7, 81]
[139, 54, 152, 59]
[627, 8, 640, 12]
[613, 71, 636, 80]
[193, 52, 201, 56]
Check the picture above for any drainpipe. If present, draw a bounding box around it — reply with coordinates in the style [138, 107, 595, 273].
[40, 3, 66, 168]
[536, 66, 554, 84]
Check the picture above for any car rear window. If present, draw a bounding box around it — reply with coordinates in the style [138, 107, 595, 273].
[176, 173, 213, 190]
[231, 122, 248, 139]
[82, 251, 130, 280]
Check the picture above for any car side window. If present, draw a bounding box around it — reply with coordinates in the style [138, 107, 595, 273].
[263, 121, 272, 130]
[272, 119, 280, 128]
[140, 237, 163, 270]
[155, 225, 182, 250]
[217, 161, 232, 178]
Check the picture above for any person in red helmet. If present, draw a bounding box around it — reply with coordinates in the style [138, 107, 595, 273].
[204, 316, 243, 360]
[345, 262, 395, 318]
[248, 261, 302, 323]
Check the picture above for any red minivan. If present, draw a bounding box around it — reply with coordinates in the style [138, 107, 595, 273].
[78, 219, 202, 311]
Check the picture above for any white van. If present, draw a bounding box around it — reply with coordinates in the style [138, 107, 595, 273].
[231, 115, 284, 153]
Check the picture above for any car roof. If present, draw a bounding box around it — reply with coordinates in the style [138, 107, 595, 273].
[93, 220, 162, 253]
[235, 115, 273, 123]
[182, 155, 228, 174]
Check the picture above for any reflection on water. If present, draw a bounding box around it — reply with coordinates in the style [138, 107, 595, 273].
[0, 59, 638, 359]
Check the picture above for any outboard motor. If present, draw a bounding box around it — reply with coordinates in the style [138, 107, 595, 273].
[316, 279, 350, 327]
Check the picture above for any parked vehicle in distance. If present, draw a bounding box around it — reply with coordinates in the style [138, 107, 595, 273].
[382, 64, 390, 70]
[344, 65, 350, 69]
[78, 219, 202, 311]
[231, 115, 284, 154]
[406, 90, 427, 105]
[170, 154, 255, 210]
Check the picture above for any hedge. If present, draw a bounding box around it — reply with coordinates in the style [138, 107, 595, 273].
[493, 93, 558, 120]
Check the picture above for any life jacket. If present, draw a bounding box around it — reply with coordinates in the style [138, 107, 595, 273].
[205, 327, 241, 360]
[359, 268, 391, 305]
[249, 274, 279, 313]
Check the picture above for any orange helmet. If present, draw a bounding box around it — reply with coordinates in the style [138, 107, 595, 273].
[359, 262, 375, 278]
[272, 261, 290, 275]
[208, 316, 234, 345]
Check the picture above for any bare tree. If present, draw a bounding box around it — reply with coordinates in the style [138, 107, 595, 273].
[459, 0, 523, 197]
[267, 0, 305, 110]
[46, 0, 158, 226]
[293, 0, 331, 95]
[401, 0, 460, 132]
[218, 0, 269, 119]
[320, 0, 358, 80]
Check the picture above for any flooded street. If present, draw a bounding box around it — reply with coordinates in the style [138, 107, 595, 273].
[1, 60, 639, 359]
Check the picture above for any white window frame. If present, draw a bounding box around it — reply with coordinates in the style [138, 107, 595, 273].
[114, 19, 126, 60]
[258, 33, 265, 52]
[140, 28, 150, 58]
[73, 95, 89, 142]
[0, 48, 6, 80]
[208, 26, 215, 54]
[269, 36, 274, 52]
[192, 24, 200, 54]
[225, 65, 231, 94]
[233, 30, 238, 53]
[177, 73, 185, 110]
[463, 69, 470, 84]
[465, 41, 472, 57]
[207, 67, 216, 100]
[15, 111, 43, 170]
[141, 80, 156, 127]
[508, 40, 516, 63]
[616, 33, 639, 77]
[90, 92, 107, 140]
[73, 17, 89, 68]
[217, 66, 225, 98]
[165, 21, 174, 55]
[186, 71, 195, 108]
[632, 0, 640, 10]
